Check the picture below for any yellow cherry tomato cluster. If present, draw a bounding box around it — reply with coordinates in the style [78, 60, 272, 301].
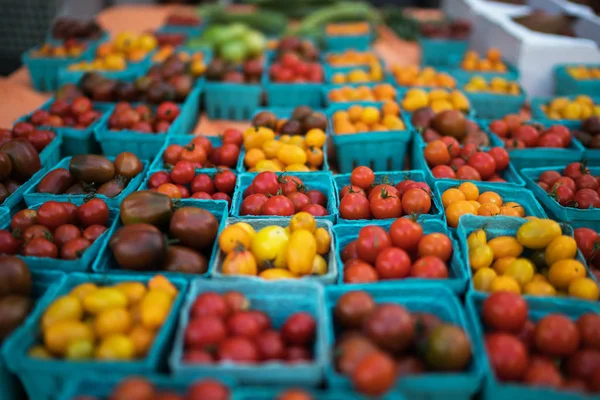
[243, 126, 326, 172]
[328, 83, 396, 103]
[400, 88, 470, 113]
[219, 213, 332, 280]
[151, 46, 206, 77]
[29, 275, 178, 361]
[332, 102, 405, 135]
[567, 65, 600, 80]
[540, 95, 600, 121]
[68, 32, 157, 72]
[326, 50, 379, 66]
[330, 63, 383, 84]
[463, 76, 521, 95]
[469, 218, 599, 301]
[390, 65, 457, 88]
[33, 42, 86, 58]
[461, 48, 507, 73]
[442, 182, 526, 228]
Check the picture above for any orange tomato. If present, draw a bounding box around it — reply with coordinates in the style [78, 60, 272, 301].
[478, 203, 500, 216]
[477, 192, 502, 206]
[446, 200, 477, 228]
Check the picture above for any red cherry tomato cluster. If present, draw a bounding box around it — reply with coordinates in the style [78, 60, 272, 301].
[341, 218, 453, 283]
[339, 166, 432, 220]
[423, 139, 510, 182]
[147, 168, 236, 207]
[87, 377, 230, 400]
[0, 199, 109, 260]
[162, 129, 243, 170]
[489, 115, 572, 149]
[333, 290, 472, 396]
[482, 292, 600, 393]
[183, 291, 316, 365]
[1, 123, 57, 152]
[240, 172, 328, 217]
[574, 227, 600, 281]
[108, 101, 181, 133]
[27, 96, 102, 129]
[537, 162, 600, 209]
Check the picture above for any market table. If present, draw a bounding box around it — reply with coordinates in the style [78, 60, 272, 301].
[0, 4, 420, 130]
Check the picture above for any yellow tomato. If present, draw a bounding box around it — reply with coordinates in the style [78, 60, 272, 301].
[219, 225, 252, 254]
[544, 235, 577, 265]
[306, 129, 327, 148]
[290, 212, 317, 233]
[504, 258, 535, 286]
[82, 288, 128, 315]
[315, 227, 331, 255]
[251, 226, 289, 268]
[287, 230, 317, 276]
[148, 275, 178, 298]
[42, 295, 83, 331]
[259, 269, 298, 280]
[70, 283, 98, 301]
[255, 159, 282, 172]
[467, 229, 487, 248]
[28, 345, 52, 359]
[129, 325, 155, 357]
[492, 257, 516, 275]
[524, 281, 557, 297]
[222, 249, 258, 276]
[114, 282, 147, 305]
[548, 259, 587, 290]
[44, 320, 94, 356]
[517, 219, 562, 249]
[95, 307, 132, 338]
[284, 164, 310, 172]
[140, 289, 173, 330]
[277, 144, 307, 166]
[290, 135, 306, 149]
[469, 244, 494, 270]
[233, 222, 256, 239]
[490, 276, 521, 294]
[95, 334, 135, 360]
[458, 182, 479, 201]
[473, 267, 497, 292]
[488, 236, 523, 259]
[568, 277, 600, 301]
[312, 254, 328, 275]
[66, 338, 94, 360]
[262, 139, 282, 159]
[532, 273, 548, 283]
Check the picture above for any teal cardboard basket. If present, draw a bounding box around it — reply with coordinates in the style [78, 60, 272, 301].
[521, 165, 600, 230]
[1, 168, 47, 215]
[1, 273, 188, 400]
[57, 66, 142, 88]
[456, 214, 599, 304]
[169, 279, 327, 386]
[235, 387, 372, 400]
[0, 207, 8, 226]
[333, 170, 444, 224]
[327, 102, 412, 173]
[419, 37, 469, 67]
[485, 121, 586, 169]
[204, 81, 262, 121]
[333, 218, 468, 294]
[530, 96, 600, 131]
[231, 171, 337, 223]
[211, 217, 338, 284]
[466, 292, 600, 400]
[23, 156, 148, 209]
[463, 90, 526, 120]
[263, 63, 324, 108]
[0, 203, 118, 273]
[93, 199, 228, 279]
[17, 100, 113, 156]
[0, 270, 65, 400]
[554, 64, 600, 96]
[38, 132, 62, 169]
[325, 284, 482, 399]
[325, 32, 372, 51]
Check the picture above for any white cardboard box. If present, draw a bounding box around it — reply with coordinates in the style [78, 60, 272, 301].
[442, 0, 530, 21]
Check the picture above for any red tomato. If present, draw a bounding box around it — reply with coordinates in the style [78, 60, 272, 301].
[23, 225, 52, 243]
[574, 188, 600, 209]
[339, 193, 371, 220]
[401, 188, 431, 215]
[524, 363, 563, 388]
[513, 126, 540, 147]
[163, 144, 183, 165]
[539, 170, 561, 186]
[351, 351, 396, 396]
[460, 143, 477, 160]
[213, 170, 236, 194]
[212, 192, 231, 208]
[0, 230, 21, 254]
[564, 162, 590, 180]
[286, 346, 312, 363]
[180, 144, 207, 165]
[535, 314, 580, 357]
[170, 160, 195, 185]
[548, 125, 572, 147]
[191, 292, 229, 319]
[191, 192, 212, 200]
[306, 190, 326, 207]
[227, 311, 263, 338]
[344, 261, 379, 283]
[456, 165, 482, 181]
[190, 174, 215, 194]
[23, 237, 58, 258]
[222, 128, 243, 147]
[77, 199, 109, 228]
[302, 204, 328, 217]
[240, 194, 268, 216]
[368, 184, 399, 201]
[218, 337, 259, 363]
[450, 157, 467, 170]
[482, 292, 528, 333]
[148, 171, 172, 188]
[431, 165, 456, 180]
[350, 166, 375, 190]
[468, 152, 496, 180]
[369, 190, 402, 219]
[487, 147, 510, 172]
[516, 320, 536, 349]
[577, 313, 600, 350]
[406, 181, 432, 195]
[588, 367, 600, 393]
[410, 256, 448, 278]
[537, 133, 565, 148]
[490, 120, 509, 137]
[217, 144, 241, 168]
[424, 140, 451, 166]
[551, 176, 577, 192]
[252, 172, 279, 196]
[287, 192, 311, 213]
[418, 233, 452, 262]
[255, 330, 286, 360]
[61, 203, 78, 225]
[395, 180, 415, 197]
[187, 380, 230, 400]
[36, 202, 70, 231]
[278, 175, 303, 196]
[553, 185, 575, 206]
[183, 349, 214, 364]
[356, 226, 392, 263]
[177, 185, 190, 198]
[60, 237, 91, 260]
[505, 139, 526, 149]
[83, 225, 107, 242]
[565, 349, 600, 380]
[576, 174, 599, 191]
[561, 378, 588, 393]
[53, 224, 81, 248]
[375, 247, 411, 279]
[340, 185, 366, 199]
[281, 312, 316, 346]
[440, 136, 461, 157]
[341, 241, 359, 262]
[191, 136, 214, 154]
[11, 210, 38, 232]
[261, 195, 295, 216]
[485, 333, 529, 381]
[389, 218, 423, 253]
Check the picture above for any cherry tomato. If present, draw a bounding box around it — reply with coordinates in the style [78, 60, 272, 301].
[340, 185, 366, 199]
[406, 181, 431, 195]
[302, 204, 328, 217]
[61, 203, 78, 224]
[375, 247, 411, 279]
[148, 171, 172, 188]
[83, 225, 107, 242]
[577, 313, 600, 350]
[191, 136, 214, 154]
[410, 256, 448, 278]
[170, 160, 195, 185]
[218, 144, 241, 168]
[460, 143, 477, 160]
[535, 314, 580, 357]
[281, 312, 316, 346]
[187, 379, 230, 400]
[565, 349, 600, 380]
[424, 140, 451, 166]
[431, 165, 456, 180]
[553, 185, 575, 206]
[402, 188, 431, 215]
[222, 128, 243, 147]
[240, 194, 268, 215]
[306, 190, 326, 207]
[575, 188, 600, 209]
[77, 199, 109, 228]
[539, 170, 561, 186]
[191, 192, 212, 200]
[440, 136, 460, 157]
[53, 224, 81, 248]
[190, 174, 215, 195]
[163, 144, 183, 165]
[350, 167, 374, 190]
[564, 162, 589, 180]
[23, 225, 52, 243]
[368, 184, 399, 201]
[356, 226, 392, 263]
[344, 261, 379, 283]
[341, 241, 359, 262]
[60, 237, 91, 260]
[252, 172, 279, 195]
[23, 237, 58, 258]
[261, 195, 295, 216]
[456, 165, 482, 181]
[11, 209, 38, 232]
[369, 189, 402, 219]
[389, 218, 423, 253]
[351, 351, 396, 396]
[36, 202, 69, 231]
[177, 184, 190, 198]
[180, 144, 207, 165]
[278, 175, 303, 196]
[0, 230, 21, 254]
[157, 183, 182, 198]
[487, 147, 509, 172]
[482, 292, 528, 333]
[287, 192, 311, 213]
[551, 176, 576, 192]
[524, 363, 563, 388]
[576, 174, 599, 191]
[396, 180, 415, 197]
[213, 170, 236, 194]
[212, 192, 231, 208]
[339, 193, 370, 220]
[485, 333, 529, 381]
[418, 233, 452, 262]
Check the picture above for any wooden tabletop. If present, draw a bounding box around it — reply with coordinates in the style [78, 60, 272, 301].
[0, 5, 421, 131]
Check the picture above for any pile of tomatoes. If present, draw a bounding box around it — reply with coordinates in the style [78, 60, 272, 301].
[338, 166, 432, 220]
[1, 199, 109, 260]
[536, 162, 600, 209]
[27, 96, 102, 129]
[108, 101, 180, 134]
[489, 115, 573, 149]
[160, 129, 243, 170]
[333, 290, 472, 396]
[240, 172, 329, 217]
[0, 139, 42, 204]
[423, 139, 510, 182]
[574, 227, 600, 281]
[341, 218, 453, 283]
[31, 275, 178, 361]
[441, 182, 527, 227]
[468, 218, 600, 301]
[218, 213, 331, 280]
[2, 122, 57, 152]
[183, 291, 316, 365]
[147, 167, 236, 206]
[481, 292, 600, 393]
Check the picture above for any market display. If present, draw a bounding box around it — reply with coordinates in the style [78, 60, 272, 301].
[3, 2, 600, 399]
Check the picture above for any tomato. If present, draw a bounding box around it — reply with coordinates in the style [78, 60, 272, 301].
[179, 144, 207, 165]
[11, 209, 37, 232]
[77, 199, 109, 228]
[576, 174, 599, 191]
[410, 256, 448, 278]
[22, 224, 52, 243]
[485, 147, 509, 172]
[191, 192, 212, 200]
[163, 144, 183, 165]
[187, 379, 230, 400]
[278, 175, 303, 196]
[339, 193, 370, 220]
[344, 261, 378, 283]
[36, 168, 74, 195]
[335, 335, 377, 375]
[482, 292, 528, 333]
[431, 165, 456, 180]
[23, 237, 58, 258]
[191, 135, 214, 154]
[418, 233, 452, 262]
[113, 152, 142, 179]
[119, 191, 173, 228]
[222, 128, 243, 147]
[218, 337, 259, 363]
[169, 161, 195, 185]
[402, 188, 431, 214]
[227, 311, 263, 338]
[36, 202, 70, 231]
[287, 192, 311, 213]
[553, 185, 575, 206]
[537, 172, 560, 188]
[252, 172, 279, 195]
[302, 204, 327, 217]
[551, 176, 576, 193]
[588, 368, 600, 393]
[69, 154, 115, 185]
[517, 219, 562, 249]
[341, 241, 359, 262]
[253, 330, 286, 360]
[281, 312, 315, 346]
[524, 363, 563, 388]
[211, 193, 231, 207]
[53, 224, 81, 248]
[535, 314, 580, 357]
[0, 139, 41, 181]
[0, 230, 21, 254]
[334, 291, 375, 329]
[286, 346, 312, 363]
[564, 162, 589, 180]
[190, 174, 215, 194]
[350, 166, 375, 190]
[157, 183, 181, 198]
[218, 144, 241, 168]
[351, 351, 396, 396]
[387, 218, 422, 252]
[356, 226, 392, 263]
[369, 189, 402, 219]
[340, 185, 366, 199]
[82, 225, 107, 242]
[213, 170, 236, 194]
[577, 313, 600, 350]
[368, 184, 399, 201]
[306, 190, 326, 207]
[240, 194, 269, 216]
[261, 195, 295, 216]
[190, 292, 229, 319]
[566, 349, 600, 380]
[561, 378, 588, 393]
[485, 333, 529, 381]
[575, 188, 600, 209]
[424, 140, 451, 166]
[110, 378, 155, 400]
[375, 247, 411, 279]
[395, 180, 415, 197]
[424, 325, 472, 371]
[440, 136, 461, 157]
[364, 303, 414, 353]
[516, 320, 536, 349]
[460, 143, 477, 160]
[468, 152, 496, 180]
[60, 237, 91, 260]
[148, 171, 171, 188]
